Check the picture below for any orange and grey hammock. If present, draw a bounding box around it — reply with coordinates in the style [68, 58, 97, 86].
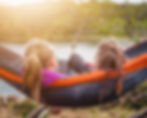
[0, 41, 147, 106]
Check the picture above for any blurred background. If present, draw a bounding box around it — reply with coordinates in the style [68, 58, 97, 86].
[0, 0, 147, 118]
[0, 0, 146, 43]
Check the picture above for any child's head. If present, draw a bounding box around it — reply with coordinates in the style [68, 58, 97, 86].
[95, 39, 125, 70]
[98, 39, 119, 53]
[25, 39, 56, 69]
[23, 39, 55, 101]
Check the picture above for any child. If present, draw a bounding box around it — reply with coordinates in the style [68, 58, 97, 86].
[23, 40, 66, 102]
[95, 39, 126, 97]
[68, 53, 92, 73]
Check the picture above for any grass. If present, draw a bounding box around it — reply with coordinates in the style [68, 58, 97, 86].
[0, 81, 146, 118]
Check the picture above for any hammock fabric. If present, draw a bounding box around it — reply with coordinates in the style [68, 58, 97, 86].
[0, 40, 147, 106]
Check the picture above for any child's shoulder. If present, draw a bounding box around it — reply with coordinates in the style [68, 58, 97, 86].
[42, 69, 66, 78]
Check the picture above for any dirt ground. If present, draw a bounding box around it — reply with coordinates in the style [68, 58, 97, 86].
[0, 102, 135, 118]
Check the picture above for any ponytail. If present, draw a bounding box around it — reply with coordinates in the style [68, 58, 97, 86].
[24, 54, 42, 101]
[24, 39, 54, 102]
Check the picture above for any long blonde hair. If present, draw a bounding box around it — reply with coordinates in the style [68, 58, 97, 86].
[23, 40, 54, 101]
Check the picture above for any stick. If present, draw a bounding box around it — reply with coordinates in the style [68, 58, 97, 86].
[27, 105, 47, 118]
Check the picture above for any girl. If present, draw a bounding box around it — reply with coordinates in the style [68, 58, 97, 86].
[23, 40, 66, 102]
[95, 39, 126, 98]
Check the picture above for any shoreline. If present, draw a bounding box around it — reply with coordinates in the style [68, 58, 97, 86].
[0, 36, 139, 44]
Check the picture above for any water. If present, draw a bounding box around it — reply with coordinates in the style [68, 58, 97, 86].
[1, 40, 134, 62]
[0, 40, 134, 98]
[0, 80, 25, 99]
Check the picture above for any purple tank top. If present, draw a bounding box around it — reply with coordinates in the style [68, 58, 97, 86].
[42, 70, 66, 87]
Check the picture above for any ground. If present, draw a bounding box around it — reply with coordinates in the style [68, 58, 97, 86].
[0, 81, 146, 118]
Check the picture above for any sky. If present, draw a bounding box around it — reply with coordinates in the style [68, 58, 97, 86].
[111, 0, 147, 4]
[75, 0, 147, 4]
[0, 0, 43, 6]
[0, 0, 146, 6]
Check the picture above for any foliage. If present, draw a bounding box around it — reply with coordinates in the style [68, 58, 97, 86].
[0, 1, 146, 43]
[123, 81, 147, 110]
[13, 99, 37, 118]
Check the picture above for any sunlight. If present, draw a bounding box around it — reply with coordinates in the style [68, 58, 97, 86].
[0, 0, 44, 6]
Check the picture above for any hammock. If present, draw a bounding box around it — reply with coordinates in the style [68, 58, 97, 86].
[0, 40, 147, 106]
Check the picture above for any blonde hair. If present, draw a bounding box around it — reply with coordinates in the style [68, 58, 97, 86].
[23, 40, 54, 101]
